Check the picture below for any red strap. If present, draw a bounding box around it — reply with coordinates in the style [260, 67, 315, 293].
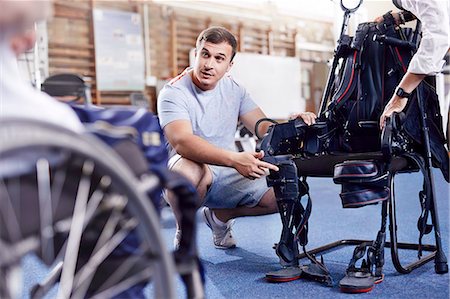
[336, 50, 358, 104]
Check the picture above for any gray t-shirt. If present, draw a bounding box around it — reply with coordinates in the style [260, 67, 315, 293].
[157, 67, 258, 157]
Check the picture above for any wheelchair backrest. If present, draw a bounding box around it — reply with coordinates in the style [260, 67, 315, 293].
[70, 105, 168, 173]
[41, 73, 90, 104]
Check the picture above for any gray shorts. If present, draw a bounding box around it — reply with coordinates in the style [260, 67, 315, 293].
[168, 154, 271, 209]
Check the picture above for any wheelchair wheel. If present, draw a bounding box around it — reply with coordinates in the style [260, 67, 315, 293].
[0, 119, 176, 298]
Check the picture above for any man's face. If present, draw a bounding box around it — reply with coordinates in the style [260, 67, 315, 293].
[192, 41, 234, 91]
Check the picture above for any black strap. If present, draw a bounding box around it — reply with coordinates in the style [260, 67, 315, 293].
[403, 153, 433, 258]
[401, 11, 416, 23]
[382, 114, 433, 258]
[254, 118, 277, 139]
[294, 177, 312, 245]
[329, 50, 359, 111]
[367, 229, 386, 277]
[382, 10, 397, 27]
[391, 0, 416, 22]
[348, 243, 369, 270]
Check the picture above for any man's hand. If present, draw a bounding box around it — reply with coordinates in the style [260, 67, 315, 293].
[289, 111, 317, 126]
[10, 28, 36, 56]
[231, 151, 279, 179]
[379, 95, 408, 129]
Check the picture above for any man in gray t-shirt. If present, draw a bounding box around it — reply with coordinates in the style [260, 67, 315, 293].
[158, 26, 315, 249]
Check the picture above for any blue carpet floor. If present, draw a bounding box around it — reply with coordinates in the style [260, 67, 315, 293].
[21, 169, 449, 298]
[161, 168, 449, 298]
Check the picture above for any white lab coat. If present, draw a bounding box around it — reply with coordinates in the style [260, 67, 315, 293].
[0, 38, 84, 132]
[399, 0, 450, 75]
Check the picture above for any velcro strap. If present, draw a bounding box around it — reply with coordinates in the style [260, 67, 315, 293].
[339, 186, 389, 208]
[334, 160, 386, 185]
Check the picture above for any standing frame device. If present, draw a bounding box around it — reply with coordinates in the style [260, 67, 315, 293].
[257, 0, 448, 293]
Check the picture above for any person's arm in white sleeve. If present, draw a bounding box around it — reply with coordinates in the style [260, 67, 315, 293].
[380, 0, 450, 129]
[405, 0, 449, 75]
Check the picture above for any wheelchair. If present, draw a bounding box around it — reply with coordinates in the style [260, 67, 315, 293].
[0, 118, 202, 298]
[259, 0, 448, 293]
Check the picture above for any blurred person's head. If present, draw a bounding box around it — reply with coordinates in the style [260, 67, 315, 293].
[0, 0, 52, 39]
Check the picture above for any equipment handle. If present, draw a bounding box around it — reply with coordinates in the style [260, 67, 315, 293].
[373, 34, 417, 51]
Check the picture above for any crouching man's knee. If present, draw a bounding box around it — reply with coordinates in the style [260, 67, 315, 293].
[257, 188, 278, 213]
[170, 156, 212, 199]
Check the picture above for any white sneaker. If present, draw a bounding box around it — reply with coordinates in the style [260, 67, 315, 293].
[202, 207, 237, 249]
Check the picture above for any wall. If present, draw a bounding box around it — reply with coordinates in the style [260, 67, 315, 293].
[45, 0, 335, 112]
[230, 52, 303, 119]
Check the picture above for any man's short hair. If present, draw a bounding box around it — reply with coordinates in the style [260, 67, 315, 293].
[196, 26, 237, 61]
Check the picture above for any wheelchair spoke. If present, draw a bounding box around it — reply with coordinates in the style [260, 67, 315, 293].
[0, 180, 22, 242]
[52, 177, 110, 237]
[84, 176, 111, 223]
[90, 267, 153, 299]
[30, 261, 63, 299]
[57, 160, 94, 299]
[36, 158, 55, 264]
[95, 244, 153, 291]
[72, 218, 139, 297]
[8, 177, 22, 232]
[69, 207, 124, 298]
[50, 162, 69, 215]
[92, 206, 124, 253]
[46, 182, 111, 283]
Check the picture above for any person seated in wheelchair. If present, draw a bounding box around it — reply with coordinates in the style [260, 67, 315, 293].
[0, 3, 202, 298]
[157, 26, 316, 250]
[0, 1, 83, 133]
[1, 1, 170, 221]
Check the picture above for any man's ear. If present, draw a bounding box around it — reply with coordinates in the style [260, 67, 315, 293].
[227, 60, 234, 72]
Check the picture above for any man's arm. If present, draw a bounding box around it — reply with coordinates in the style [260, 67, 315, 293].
[164, 119, 236, 167]
[239, 107, 271, 137]
[164, 119, 279, 179]
[240, 108, 318, 138]
[380, 72, 426, 129]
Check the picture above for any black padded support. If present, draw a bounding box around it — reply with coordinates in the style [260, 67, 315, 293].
[294, 152, 384, 177]
[267, 158, 301, 267]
